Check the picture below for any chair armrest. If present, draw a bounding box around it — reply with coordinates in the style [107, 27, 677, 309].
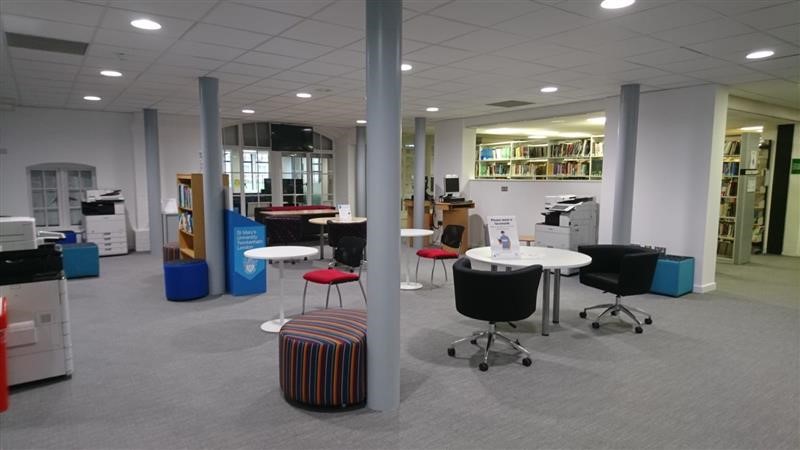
[618, 252, 659, 295]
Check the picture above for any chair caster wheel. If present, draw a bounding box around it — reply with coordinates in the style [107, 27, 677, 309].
[579, 311, 587, 319]
[644, 318, 653, 325]
[447, 347, 455, 357]
[522, 357, 532, 367]
[515, 339, 521, 345]
[635, 326, 643, 334]
[478, 362, 489, 372]
[610, 311, 618, 316]
[591, 322, 600, 329]
[469, 339, 477, 345]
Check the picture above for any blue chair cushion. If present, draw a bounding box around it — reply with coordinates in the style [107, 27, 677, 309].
[164, 259, 209, 301]
[61, 243, 99, 279]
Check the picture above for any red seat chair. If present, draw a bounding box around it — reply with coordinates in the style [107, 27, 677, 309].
[415, 225, 465, 286]
[302, 236, 367, 313]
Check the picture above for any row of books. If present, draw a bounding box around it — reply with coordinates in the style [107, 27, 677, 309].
[479, 140, 604, 160]
[477, 162, 511, 176]
[512, 144, 548, 159]
[722, 161, 739, 176]
[549, 161, 591, 176]
[178, 184, 193, 209]
[178, 212, 194, 234]
[721, 179, 738, 196]
[717, 240, 734, 257]
[719, 200, 737, 217]
[723, 140, 741, 156]
[718, 222, 735, 238]
[549, 140, 592, 158]
[478, 145, 512, 160]
[752, 226, 764, 244]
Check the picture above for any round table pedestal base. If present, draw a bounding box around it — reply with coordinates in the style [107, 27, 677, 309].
[261, 318, 291, 333]
[400, 281, 424, 291]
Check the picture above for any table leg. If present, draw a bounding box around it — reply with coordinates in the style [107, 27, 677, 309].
[541, 269, 550, 336]
[261, 259, 291, 333]
[553, 268, 561, 324]
[319, 224, 325, 260]
[400, 238, 423, 290]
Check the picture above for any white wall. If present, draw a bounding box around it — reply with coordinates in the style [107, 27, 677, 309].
[0, 106, 138, 246]
[432, 118, 475, 197]
[157, 113, 202, 203]
[630, 85, 728, 292]
[783, 122, 800, 256]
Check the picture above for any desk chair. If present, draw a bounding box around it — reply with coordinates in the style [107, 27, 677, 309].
[448, 258, 542, 371]
[415, 224, 464, 286]
[327, 220, 367, 251]
[577, 245, 659, 333]
[302, 236, 367, 314]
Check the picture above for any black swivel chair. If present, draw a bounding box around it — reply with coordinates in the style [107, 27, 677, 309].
[577, 245, 659, 333]
[448, 258, 542, 371]
[327, 220, 367, 251]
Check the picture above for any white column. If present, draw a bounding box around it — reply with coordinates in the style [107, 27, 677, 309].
[199, 77, 224, 295]
[413, 117, 426, 247]
[612, 84, 640, 244]
[143, 109, 161, 252]
[356, 125, 367, 216]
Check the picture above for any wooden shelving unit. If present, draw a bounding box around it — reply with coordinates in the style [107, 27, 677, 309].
[177, 173, 205, 260]
[475, 136, 603, 181]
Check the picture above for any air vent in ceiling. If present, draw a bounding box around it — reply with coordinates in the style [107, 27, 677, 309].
[486, 100, 534, 108]
[5, 32, 88, 55]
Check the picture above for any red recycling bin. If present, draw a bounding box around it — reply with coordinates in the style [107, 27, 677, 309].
[1, 296, 7, 412]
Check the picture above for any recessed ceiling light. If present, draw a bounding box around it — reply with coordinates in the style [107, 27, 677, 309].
[296, 92, 312, 98]
[405, 144, 415, 148]
[540, 86, 558, 93]
[426, 107, 439, 112]
[587, 116, 606, 125]
[745, 49, 774, 60]
[242, 109, 255, 114]
[100, 70, 122, 77]
[401, 63, 413, 72]
[528, 135, 548, 139]
[130, 18, 161, 30]
[600, 0, 636, 9]
[551, 120, 566, 123]
[740, 126, 763, 132]
[356, 119, 367, 124]
[83, 95, 101, 101]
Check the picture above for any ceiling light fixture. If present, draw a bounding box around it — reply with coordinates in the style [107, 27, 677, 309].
[528, 135, 548, 139]
[83, 95, 101, 101]
[100, 70, 122, 77]
[745, 49, 774, 60]
[540, 86, 558, 93]
[426, 107, 439, 112]
[586, 116, 606, 125]
[740, 126, 763, 132]
[401, 63, 413, 72]
[130, 18, 162, 30]
[600, 0, 636, 9]
[296, 92, 312, 98]
[356, 119, 367, 124]
[242, 109, 255, 114]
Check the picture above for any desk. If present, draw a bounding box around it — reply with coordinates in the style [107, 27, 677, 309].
[519, 235, 535, 246]
[308, 216, 367, 260]
[244, 246, 319, 333]
[400, 228, 433, 290]
[260, 209, 337, 217]
[465, 246, 591, 336]
[403, 200, 475, 252]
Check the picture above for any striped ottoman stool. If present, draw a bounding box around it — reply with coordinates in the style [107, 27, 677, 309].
[279, 309, 367, 410]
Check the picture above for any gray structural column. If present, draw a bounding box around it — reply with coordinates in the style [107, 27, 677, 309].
[365, 0, 402, 412]
[355, 125, 367, 216]
[612, 84, 640, 244]
[199, 77, 224, 295]
[143, 108, 161, 253]
[413, 117, 426, 248]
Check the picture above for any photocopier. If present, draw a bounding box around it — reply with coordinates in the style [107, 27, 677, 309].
[0, 217, 73, 386]
[535, 195, 599, 275]
[82, 188, 128, 256]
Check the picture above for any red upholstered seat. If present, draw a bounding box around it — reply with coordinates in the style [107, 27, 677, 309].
[417, 248, 459, 259]
[303, 269, 360, 284]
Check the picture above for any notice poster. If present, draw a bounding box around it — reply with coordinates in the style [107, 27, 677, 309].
[337, 204, 352, 222]
[488, 215, 520, 258]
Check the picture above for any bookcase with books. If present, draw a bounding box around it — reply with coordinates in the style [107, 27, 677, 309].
[751, 139, 772, 254]
[717, 134, 760, 264]
[177, 173, 205, 260]
[475, 136, 603, 181]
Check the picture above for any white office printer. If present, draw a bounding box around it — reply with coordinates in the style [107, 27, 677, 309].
[82, 188, 128, 256]
[535, 195, 599, 275]
[0, 217, 65, 252]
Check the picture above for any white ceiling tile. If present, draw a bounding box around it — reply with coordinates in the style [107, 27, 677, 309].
[203, 3, 303, 35]
[652, 57, 729, 74]
[105, 0, 217, 20]
[271, 70, 330, 84]
[422, 80, 473, 94]
[428, 0, 544, 26]
[86, 44, 162, 62]
[495, 41, 575, 62]
[156, 53, 226, 71]
[626, 47, 708, 66]
[609, 2, 722, 33]
[254, 37, 335, 59]
[312, 1, 365, 30]
[292, 60, 354, 76]
[694, 0, 789, 16]
[689, 65, 775, 84]
[316, 49, 364, 68]
[413, 66, 478, 81]
[146, 64, 209, 78]
[99, 8, 194, 38]
[13, 58, 80, 74]
[491, 6, 594, 39]
[403, 1, 450, 13]
[82, 56, 152, 72]
[571, 59, 643, 75]
[281, 19, 364, 47]
[687, 32, 794, 60]
[0, 0, 103, 26]
[316, 77, 363, 89]
[402, 76, 445, 88]
[93, 28, 176, 52]
[235, 51, 306, 69]
[452, 55, 555, 76]
[584, 36, 673, 59]
[338, 68, 365, 81]
[551, 0, 668, 19]
[733, 2, 800, 29]
[1, 14, 95, 42]
[534, 50, 608, 69]
[8, 47, 84, 65]
[402, 15, 479, 44]
[651, 17, 753, 46]
[403, 46, 476, 64]
[231, 0, 333, 17]
[208, 71, 263, 85]
[765, 24, 800, 45]
[170, 40, 247, 61]
[440, 29, 530, 53]
[250, 78, 307, 91]
[545, 22, 639, 50]
[183, 24, 272, 50]
[215, 62, 280, 78]
[639, 73, 701, 88]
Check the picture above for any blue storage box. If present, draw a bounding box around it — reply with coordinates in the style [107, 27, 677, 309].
[650, 255, 694, 297]
[56, 230, 77, 244]
[164, 259, 209, 301]
[61, 243, 100, 279]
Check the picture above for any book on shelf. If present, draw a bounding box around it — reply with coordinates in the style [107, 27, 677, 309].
[178, 184, 193, 209]
[717, 239, 733, 257]
[723, 140, 741, 156]
[178, 211, 193, 234]
[721, 179, 738, 196]
[722, 161, 739, 176]
[719, 200, 737, 217]
[718, 222, 735, 238]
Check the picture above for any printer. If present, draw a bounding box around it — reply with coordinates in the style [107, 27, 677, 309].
[82, 188, 128, 256]
[0, 217, 64, 252]
[535, 195, 599, 275]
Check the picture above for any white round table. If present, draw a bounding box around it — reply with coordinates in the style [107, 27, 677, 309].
[400, 228, 434, 290]
[465, 246, 591, 336]
[244, 246, 319, 333]
[308, 216, 367, 260]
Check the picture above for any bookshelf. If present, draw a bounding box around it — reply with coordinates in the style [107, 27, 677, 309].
[717, 134, 760, 264]
[177, 173, 205, 260]
[751, 139, 772, 254]
[475, 136, 603, 181]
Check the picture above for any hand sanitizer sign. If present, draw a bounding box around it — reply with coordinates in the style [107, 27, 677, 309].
[488, 215, 520, 258]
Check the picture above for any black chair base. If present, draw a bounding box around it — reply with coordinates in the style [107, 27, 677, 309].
[579, 295, 653, 333]
[447, 323, 532, 371]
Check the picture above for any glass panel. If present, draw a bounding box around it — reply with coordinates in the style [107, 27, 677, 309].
[30, 170, 43, 189]
[222, 125, 239, 146]
[32, 191, 44, 208]
[257, 151, 269, 162]
[44, 170, 57, 188]
[69, 189, 81, 207]
[70, 209, 83, 226]
[232, 173, 242, 193]
[68, 170, 81, 188]
[82, 171, 94, 188]
[33, 211, 45, 226]
[320, 135, 333, 150]
[45, 190, 59, 208]
[243, 150, 253, 162]
[225, 162, 232, 173]
[257, 162, 268, 173]
[47, 210, 59, 226]
[242, 123, 257, 147]
[257, 122, 269, 148]
[244, 173, 255, 193]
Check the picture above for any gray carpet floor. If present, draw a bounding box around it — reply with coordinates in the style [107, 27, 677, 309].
[1, 249, 798, 450]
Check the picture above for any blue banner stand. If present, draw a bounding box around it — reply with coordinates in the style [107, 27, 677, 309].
[224, 210, 267, 296]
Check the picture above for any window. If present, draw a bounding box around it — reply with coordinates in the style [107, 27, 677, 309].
[29, 164, 96, 228]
